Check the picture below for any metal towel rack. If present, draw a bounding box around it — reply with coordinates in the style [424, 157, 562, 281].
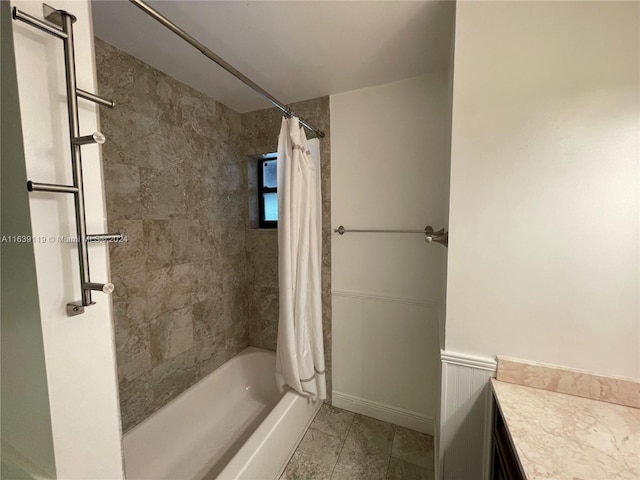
[334, 225, 449, 247]
[13, 4, 122, 316]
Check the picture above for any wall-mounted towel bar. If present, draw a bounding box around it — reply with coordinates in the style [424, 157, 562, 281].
[13, 4, 120, 317]
[334, 225, 449, 247]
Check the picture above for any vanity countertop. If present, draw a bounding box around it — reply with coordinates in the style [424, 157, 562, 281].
[491, 378, 640, 479]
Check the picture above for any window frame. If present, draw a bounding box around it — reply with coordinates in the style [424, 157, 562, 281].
[258, 153, 278, 228]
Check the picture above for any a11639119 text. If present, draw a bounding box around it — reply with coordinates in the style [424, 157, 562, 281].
[1, 235, 128, 244]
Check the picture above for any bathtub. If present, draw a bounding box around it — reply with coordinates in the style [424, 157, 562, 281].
[123, 347, 322, 480]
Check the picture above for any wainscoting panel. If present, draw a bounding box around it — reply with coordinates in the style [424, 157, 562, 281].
[332, 290, 440, 433]
[439, 351, 497, 480]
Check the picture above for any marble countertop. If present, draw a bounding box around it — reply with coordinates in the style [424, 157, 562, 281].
[491, 378, 640, 480]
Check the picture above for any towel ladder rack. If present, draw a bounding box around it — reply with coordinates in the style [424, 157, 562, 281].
[13, 4, 122, 316]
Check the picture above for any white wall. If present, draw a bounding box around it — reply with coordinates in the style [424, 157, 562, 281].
[434, 12, 456, 477]
[1, 1, 57, 476]
[446, 0, 640, 378]
[11, 0, 124, 477]
[439, 2, 639, 478]
[331, 75, 449, 433]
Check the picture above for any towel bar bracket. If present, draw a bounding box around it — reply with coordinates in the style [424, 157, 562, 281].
[66, 301, 91, 317]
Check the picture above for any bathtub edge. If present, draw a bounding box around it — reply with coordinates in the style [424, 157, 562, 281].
[216, 392, 323, 480]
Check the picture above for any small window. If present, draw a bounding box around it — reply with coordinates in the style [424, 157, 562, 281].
[258, 154, 277, 228]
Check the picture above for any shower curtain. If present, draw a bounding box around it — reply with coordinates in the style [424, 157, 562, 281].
[275, 116, 326, 399]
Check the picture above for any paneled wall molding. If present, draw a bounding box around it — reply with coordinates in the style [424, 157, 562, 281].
[440, 350, 497, 371]
[332, 288, 439, 308]
[333, 391, 434, 435]
[331, 76, 447, 449]
[439, 350, 496, 480]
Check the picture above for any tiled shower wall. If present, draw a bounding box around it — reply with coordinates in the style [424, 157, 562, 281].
[97, 38, 332, 431]
[96, 39, 249, 431]
[241, 99, 332, 402]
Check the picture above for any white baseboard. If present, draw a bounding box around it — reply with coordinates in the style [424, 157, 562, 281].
[0, 442, 54, 480]
[332, 391, 434, 435]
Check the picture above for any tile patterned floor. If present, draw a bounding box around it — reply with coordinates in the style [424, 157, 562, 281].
[280, 405, 435, 480]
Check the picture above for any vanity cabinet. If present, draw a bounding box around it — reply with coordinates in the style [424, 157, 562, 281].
[490, 369, 639, 480]
[491, 401, 526, 480]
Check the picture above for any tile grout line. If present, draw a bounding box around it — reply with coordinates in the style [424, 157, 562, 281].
[388, 454, 431, 470]
[384, 424, 398, 479]
[328, 413, 357, 480]
[388, 428, 436, 474]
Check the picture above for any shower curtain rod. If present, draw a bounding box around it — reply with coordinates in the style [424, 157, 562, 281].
[128, 0, 326, 138]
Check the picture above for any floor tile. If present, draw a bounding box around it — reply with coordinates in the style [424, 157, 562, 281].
[391, 427, 434, 469]
[330, 415, 395, 480]
[280, 428, 343, 480]
[283, 407, 436, 480]
[386, 458, 434, 480]
[311, 404, 355, 440]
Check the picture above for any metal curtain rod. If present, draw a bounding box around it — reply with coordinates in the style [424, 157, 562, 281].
[128, 0, 325, 139]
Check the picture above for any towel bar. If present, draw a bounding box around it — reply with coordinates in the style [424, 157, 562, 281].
[334, 225, 449, 247]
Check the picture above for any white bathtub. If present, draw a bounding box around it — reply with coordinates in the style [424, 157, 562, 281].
[123, 347, 322, 480]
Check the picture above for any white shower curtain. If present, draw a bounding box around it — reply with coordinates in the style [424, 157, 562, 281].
[275, 116, 326, 399]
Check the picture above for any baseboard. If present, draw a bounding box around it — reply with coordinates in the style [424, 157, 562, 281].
[0, 442, 54, 480]
[332, 391, 434, 435]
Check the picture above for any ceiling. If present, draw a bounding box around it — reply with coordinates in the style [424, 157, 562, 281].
[91, 1, 455, 113]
